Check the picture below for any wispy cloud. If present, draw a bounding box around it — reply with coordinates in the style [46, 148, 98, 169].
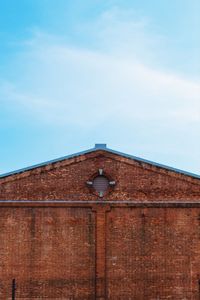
[1, 25, 199, 127]
[0, 6, 200, 173]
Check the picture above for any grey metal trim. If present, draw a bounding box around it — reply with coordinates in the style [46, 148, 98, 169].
[0, 200, 200, 207]
[0, 144, 200, 180]
[0, 147, 96, 178]
[105, 147, 200, 180]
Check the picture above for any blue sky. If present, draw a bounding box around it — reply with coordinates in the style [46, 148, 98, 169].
[0, 0, 200, 175]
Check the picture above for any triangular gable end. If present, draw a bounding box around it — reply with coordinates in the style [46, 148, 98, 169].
[0, 144, 200, 201]
[0, 143, 200, 183]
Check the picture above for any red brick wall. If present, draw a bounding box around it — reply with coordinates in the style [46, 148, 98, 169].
[0, 150, 200, 201]
[106, 207, 200, 299]
[0, 150, 200, 299]
[0, 207, 95, 299]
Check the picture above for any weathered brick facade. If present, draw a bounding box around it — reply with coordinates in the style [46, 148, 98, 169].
[0, 144, 200, 299]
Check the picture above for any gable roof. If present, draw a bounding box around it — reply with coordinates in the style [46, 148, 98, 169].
[0, 143, 200, 180]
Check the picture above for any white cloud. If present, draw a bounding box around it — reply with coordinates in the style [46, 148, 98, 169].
[0, 9, 199, 135]
[1, 32, 200, 128]
[0, 7, 200, 174]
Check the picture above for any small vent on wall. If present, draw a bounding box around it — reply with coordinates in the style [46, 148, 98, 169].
[93, 176, 109, 196]
[86, 169, 116, 197]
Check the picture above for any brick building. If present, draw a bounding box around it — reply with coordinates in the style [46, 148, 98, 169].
[0, 143, 200, 299]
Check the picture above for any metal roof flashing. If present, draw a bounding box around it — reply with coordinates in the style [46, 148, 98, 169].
[95, 144, 107, 149]
[0, 144, 200, 181]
